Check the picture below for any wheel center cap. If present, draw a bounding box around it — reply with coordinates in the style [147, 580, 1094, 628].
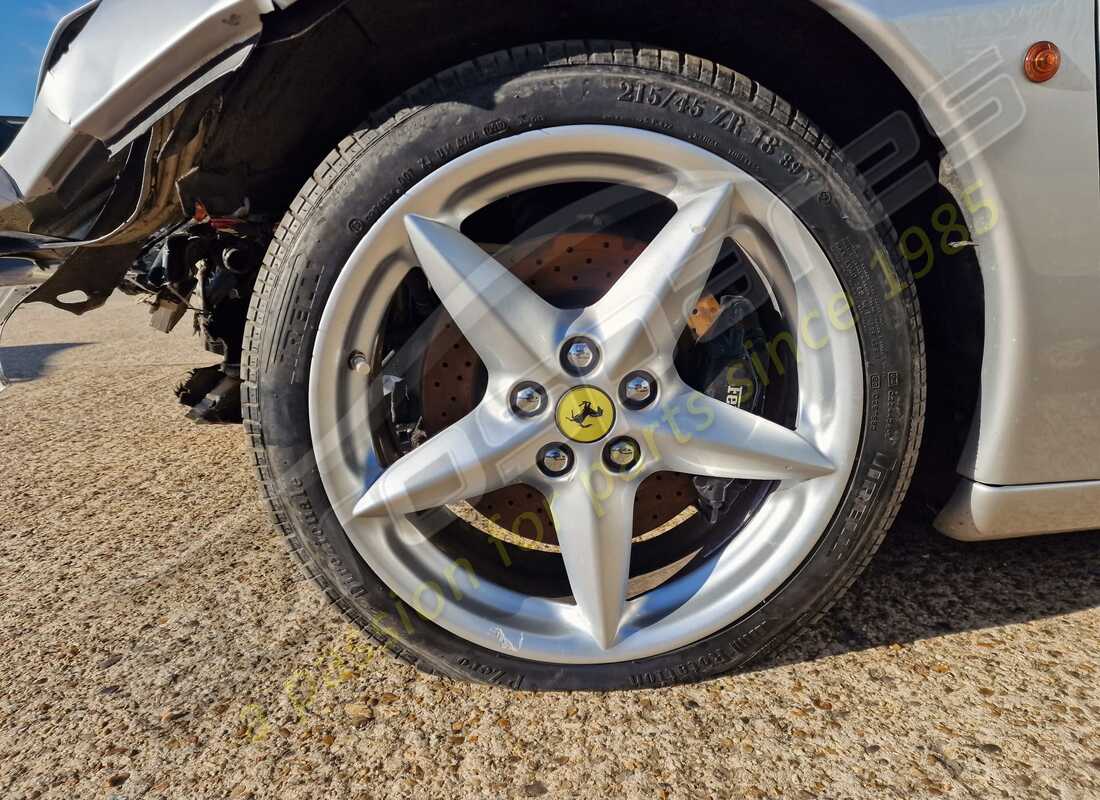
[556, 386, 616, 443]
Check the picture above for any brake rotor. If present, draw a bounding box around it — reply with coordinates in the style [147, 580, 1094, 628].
[420, 232, 697, 546]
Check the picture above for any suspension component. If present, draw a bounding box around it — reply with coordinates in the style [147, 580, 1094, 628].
[128, 215, 270, 423]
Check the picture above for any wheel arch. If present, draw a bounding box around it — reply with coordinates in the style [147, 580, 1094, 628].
[225, 0, 1100, 507]
[193, 0, 983, 502]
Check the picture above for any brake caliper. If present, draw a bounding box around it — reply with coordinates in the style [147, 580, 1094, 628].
[686, 294, 768, 523]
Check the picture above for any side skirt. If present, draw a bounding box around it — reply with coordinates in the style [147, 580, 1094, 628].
[936, 478, 1100, 541]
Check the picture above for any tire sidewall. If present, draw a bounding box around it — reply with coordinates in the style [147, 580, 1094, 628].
[249, 57, 919, 690]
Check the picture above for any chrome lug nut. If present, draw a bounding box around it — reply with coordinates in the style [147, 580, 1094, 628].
[538, 443, 574, 477]
[605, 437, 641, 471]
[567, 342, 595, 369]
[620, 371, 656, 409]
[624, 377, 652, 402]
[510, 382, 548, 417]
[562, 337, 600, 375]
[514, 387, 544, 414]
[348, 351, 370, 374]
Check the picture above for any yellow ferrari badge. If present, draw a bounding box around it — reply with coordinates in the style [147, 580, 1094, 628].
[556, 386, 616, 443]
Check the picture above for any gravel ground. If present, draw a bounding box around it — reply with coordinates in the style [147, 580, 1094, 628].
[2, 296, 1098, 800]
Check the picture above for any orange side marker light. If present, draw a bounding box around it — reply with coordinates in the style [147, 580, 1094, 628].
[1024, 41, 1061, 83]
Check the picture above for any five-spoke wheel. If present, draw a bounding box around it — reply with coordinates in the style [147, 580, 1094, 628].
[248, 44, 920, 687]
[308, 126, 863, 659]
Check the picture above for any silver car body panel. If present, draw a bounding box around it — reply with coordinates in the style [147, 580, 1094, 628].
[937, 477, 1100, 540]
[1, 0, 295, 204]
[1, 0, 1099, 538]
[34, 2, 100, 98]
[816, 0, 1100, 537]
[821, 0, 1100, 490]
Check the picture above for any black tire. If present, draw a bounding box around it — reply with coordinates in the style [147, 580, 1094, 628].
[242, 41, 925, 690]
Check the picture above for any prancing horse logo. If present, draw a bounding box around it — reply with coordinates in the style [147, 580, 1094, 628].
[557, 386, 615, 443]
[568, 400, 605, 429]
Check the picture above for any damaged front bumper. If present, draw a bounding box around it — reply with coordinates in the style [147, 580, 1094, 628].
[0, 0, 291, 320]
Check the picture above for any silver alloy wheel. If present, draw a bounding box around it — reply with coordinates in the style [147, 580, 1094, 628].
[309, 126, 864, 662]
